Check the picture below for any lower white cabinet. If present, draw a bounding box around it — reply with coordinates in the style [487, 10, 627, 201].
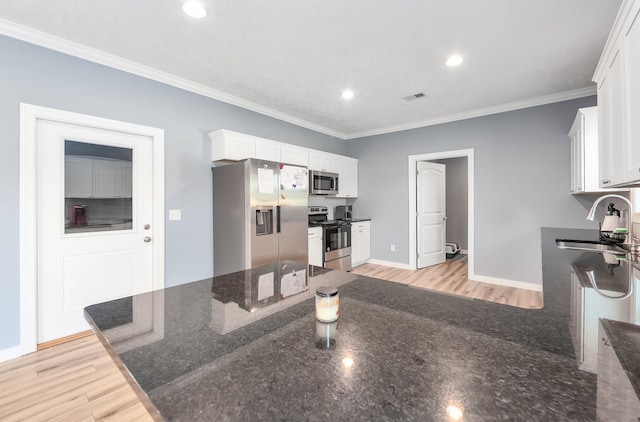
[597, 320, 640, 421]
[351, 221, 370, 267]
[308, 227, 323, 267]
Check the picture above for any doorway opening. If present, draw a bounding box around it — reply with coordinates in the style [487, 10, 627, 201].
[408, 149, 474, 277]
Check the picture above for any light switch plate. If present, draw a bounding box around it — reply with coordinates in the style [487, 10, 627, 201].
[169, 209, 182, 221]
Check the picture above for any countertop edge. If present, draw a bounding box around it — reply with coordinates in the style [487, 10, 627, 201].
[83, 310, 164, 422]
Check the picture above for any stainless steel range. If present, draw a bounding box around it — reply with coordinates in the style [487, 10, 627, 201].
[308, 206, 352, 271]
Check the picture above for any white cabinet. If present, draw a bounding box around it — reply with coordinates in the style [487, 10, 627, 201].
[597, 320, 640, 421]
[351, 221, 371, 267]
[65, 156, 93, 197]
[65, 156, 132, 198]
[308, 227, 323, 267]
[210, 129, 310, 167]
[210, 129, 255, 161]
[568, 107, 625, 193]
[93, 159, 122, 198]
[209, 129, 358, 197]
[570, 267, 631, 373]
[308, 151, 336, 173]
[281, 146, 308, 167]
[594, 0, 640, 187]
[335, 156, 358, 198]
[254, 140, 281, 162]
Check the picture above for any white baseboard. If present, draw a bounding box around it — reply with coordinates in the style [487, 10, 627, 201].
[0, 344, 23, 363]
[366, 259, 413, 270]
[470, 274, 543, 292]
[360, 259, 543, 292]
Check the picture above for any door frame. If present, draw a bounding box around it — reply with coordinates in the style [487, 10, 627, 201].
[408, 149, 474, 276]
[19, 103, 165, 356]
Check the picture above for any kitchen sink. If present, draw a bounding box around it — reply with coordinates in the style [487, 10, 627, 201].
[555, 239, 627, 254]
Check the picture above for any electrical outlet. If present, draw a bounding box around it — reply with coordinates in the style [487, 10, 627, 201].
[390, 244, 396, 252]
[169, 209, 182, 221]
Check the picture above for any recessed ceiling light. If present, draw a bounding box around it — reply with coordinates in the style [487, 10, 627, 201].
[445, 55, 464, 67]
[183, 1, 207, 18]
[342, 90, 354, 100]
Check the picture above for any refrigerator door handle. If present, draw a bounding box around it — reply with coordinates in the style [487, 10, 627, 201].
[276, 205, 281, 233]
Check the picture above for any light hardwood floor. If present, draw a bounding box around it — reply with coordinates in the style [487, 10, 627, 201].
[0, 334, 154, 422]
[350, 257, 544, 309]
[0, 257, 542, 421]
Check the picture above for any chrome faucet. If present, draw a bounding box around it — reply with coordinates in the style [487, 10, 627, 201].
[586, 194, 638, 251]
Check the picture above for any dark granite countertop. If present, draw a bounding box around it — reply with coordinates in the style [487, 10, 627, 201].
[85, 227, 640, 421]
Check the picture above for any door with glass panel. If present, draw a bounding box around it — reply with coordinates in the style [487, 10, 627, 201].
[36, 119, 154, 344]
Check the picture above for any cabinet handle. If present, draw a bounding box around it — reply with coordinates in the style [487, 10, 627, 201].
[602, 337, 610, 347]
[602, 179, 610, 185]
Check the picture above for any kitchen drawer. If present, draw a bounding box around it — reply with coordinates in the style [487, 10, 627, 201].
[308, 227, 322, 238]
[352, 221, 370, 230]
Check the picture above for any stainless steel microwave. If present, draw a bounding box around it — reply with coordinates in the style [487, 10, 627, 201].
[309, 170, 339, 195]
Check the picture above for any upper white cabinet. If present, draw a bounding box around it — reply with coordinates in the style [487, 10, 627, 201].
[65, 156, 94, 198]
[211, 130, 255, 161]
[210, 129, 359, 197]
[65, 156, 132, 198]
[308, 151, 336, 173]
[594, 0, 640, 187]
[254, 140, 281, 162]
[335, 155, 358, 198]
[281, 146, 309, 167]
[568, 107, 618, 193]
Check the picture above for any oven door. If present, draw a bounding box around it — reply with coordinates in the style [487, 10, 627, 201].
[324, 223, 352, 270]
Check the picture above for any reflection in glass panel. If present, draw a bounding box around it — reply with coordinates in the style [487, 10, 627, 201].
[64, 140, 133, 234]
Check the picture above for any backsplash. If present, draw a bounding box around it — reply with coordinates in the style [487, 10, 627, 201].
[65, 197, 132, 226]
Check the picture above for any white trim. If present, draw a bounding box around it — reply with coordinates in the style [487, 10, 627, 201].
[344, 87, 595, 139]
[408, 149, 475, 280]
[366, 259, 414, 270]
[471, 274, 543, 292]
[0, 19, 345, 140]
[19, 103, 165, 357]
[0, 19, 596, 141]
[0, 345, 23, 363]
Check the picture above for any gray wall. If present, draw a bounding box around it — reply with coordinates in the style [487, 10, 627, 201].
[0, 35, 345, 351]
[345, 96, 605, 285]
[434, 157, 468, 250]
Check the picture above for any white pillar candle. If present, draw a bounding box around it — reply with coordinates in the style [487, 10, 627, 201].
[315, 286, 339, 322]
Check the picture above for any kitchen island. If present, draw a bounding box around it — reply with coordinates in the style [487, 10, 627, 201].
[85, 228, 640, 421]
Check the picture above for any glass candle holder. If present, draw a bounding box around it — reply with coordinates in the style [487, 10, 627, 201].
[315, 320, 338, 349]
[315, 286, 339, 322]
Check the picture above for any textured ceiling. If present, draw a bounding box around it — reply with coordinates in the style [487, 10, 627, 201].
[0, 0, 623, 139]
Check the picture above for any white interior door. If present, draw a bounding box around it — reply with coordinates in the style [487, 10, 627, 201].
[36, 119, 155, 344]
[417, 161, 446, 269]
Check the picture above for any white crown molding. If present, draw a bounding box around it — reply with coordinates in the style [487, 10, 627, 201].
[344, 86, 597, 139]
[0, 18, 346, 139]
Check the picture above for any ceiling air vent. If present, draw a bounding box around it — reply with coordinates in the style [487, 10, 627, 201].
[402, 92, 426, 102]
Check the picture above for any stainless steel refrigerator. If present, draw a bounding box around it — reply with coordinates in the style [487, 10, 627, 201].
[212, 158, 308, 283]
